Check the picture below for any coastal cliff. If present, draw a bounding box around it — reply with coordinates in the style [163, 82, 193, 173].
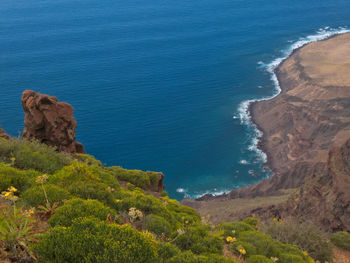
[186, 33, 350, 231]
[249, 32, 350, 195]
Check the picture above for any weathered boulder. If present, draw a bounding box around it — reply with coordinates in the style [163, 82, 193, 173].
[0, 126, 9, 139]
[22, 90, 85, 153]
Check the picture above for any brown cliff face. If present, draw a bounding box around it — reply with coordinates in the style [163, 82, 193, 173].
[0, 126, 9, 139]
[283, 138, 350, 231]
[22, 90, 85, 153]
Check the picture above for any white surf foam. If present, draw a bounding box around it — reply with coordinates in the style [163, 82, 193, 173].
[237, 27, 350, 165]
[239, 159, 249, 165]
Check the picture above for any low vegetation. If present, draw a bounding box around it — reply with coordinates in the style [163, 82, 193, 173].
[331, 231, 350, 251]
[0, 138, 341, 262]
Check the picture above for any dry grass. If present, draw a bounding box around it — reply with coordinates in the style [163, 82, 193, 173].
[333, 247, 350, 263]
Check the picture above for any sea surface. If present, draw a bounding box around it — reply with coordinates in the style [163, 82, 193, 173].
[1, 0, 350, 199]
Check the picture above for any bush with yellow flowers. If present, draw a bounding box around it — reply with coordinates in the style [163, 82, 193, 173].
[35, 217, 158, 263]
[49, 198, 119, 227]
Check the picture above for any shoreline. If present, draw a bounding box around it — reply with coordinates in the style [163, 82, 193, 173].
[193, 28, 350, 201]
[252, 29, 350, 176]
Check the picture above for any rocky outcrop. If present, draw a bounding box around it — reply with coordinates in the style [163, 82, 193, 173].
[0, 126, 9, 139]
[22, 90, 85, 153]
[240, 138, 350, 232]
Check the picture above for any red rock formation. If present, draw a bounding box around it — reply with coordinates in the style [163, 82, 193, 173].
[22, 90, 85, 153]
[0, 126, 9, 139]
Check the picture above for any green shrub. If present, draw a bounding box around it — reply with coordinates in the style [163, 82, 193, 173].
[247, 255, 274, 263]
[35, 217, 158, 263]
[0, 164, 38, 193]
[119, 190, 178, 226]
[174, 225, 223, 255]
[51, 162, 119, 190]
[261, 218, 332, 262]
[160, 190, 168, 197]
[49, 198, 118, 227]
[0, 138, 72, 173]
[126, 182, 137, 191]
[197, 254, 235, 263]
[157, 242, 180, 262]
[143, 214, 172, 237]
[279, 253, 305, 263]
[165, 198, 201, 224]
[217, 221, 255, 238]
[167, 252, 235, 263]
[109, 166, 151, 189]
[167, 251, 198, 263]
[21, 184, 71, 206]
[238, 231, 280, 258]
[74, 153, 102, 166]
[231, 241, 257, 256]
[243, 217, 259, 228]
[331, 231, 350, 251]
[66, 181, 116, 206]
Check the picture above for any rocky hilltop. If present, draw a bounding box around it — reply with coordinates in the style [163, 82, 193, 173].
[187, 33, 350, 231]
[22, 90, 85, 153]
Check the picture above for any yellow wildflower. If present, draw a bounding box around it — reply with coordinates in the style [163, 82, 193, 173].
[239, 248, 246, 255]
[273, 217, 278, 222]
[303, 251, 308, 257]
[226, 236, 233, 242]
[8, 186, 17, 192]
[115, 199, 122, 203]
[10, 157, 16, 162]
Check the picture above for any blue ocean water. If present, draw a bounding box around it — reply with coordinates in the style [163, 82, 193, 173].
[1, 0, 350, 199]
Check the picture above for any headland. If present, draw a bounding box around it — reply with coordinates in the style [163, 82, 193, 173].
[184, 32, 350, 231]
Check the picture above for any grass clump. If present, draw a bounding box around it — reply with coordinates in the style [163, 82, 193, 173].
[0, 138, 72, 173]
[331, 231, 350, 251]
[261, 218, 333, 262]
